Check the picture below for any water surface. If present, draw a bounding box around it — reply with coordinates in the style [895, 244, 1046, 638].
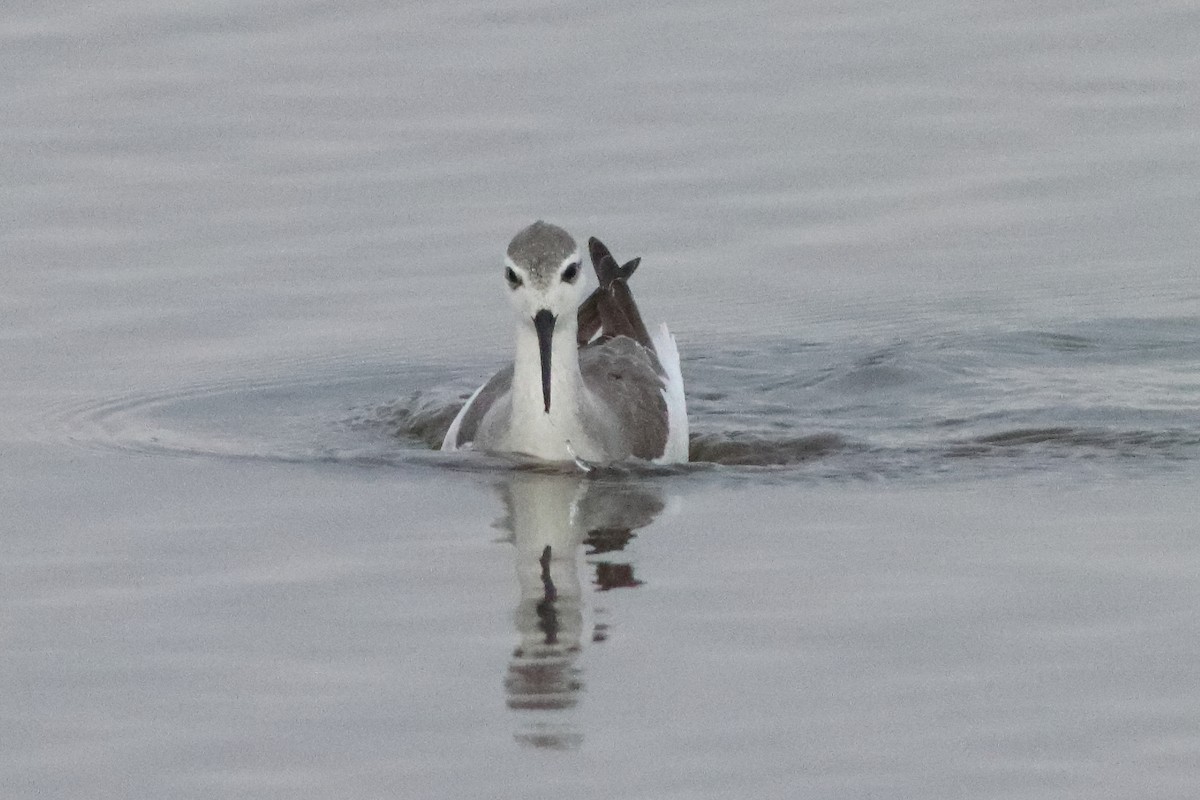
[3, 1, 1200, 798]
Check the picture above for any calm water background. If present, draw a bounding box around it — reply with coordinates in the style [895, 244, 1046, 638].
[3, 2, 1199, 798]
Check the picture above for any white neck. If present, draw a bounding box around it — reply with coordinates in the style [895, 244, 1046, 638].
[506, 315, 593, 461]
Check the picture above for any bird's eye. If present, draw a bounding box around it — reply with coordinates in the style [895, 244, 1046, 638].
[561, 262, 580, 283]
[505, 267, 523, 289]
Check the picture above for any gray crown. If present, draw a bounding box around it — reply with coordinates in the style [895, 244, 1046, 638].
[506, 221, 578, 286]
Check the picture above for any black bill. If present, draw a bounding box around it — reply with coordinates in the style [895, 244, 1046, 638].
[533, 309, 556, 413]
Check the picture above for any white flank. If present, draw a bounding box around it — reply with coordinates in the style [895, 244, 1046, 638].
[440, 380, 486, 451]
[650, 322, 689, 463]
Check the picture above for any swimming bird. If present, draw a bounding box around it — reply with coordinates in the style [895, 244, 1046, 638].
[441, 221, 688, 464]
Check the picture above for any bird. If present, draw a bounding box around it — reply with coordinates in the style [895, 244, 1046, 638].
[441, 221, 688, 465]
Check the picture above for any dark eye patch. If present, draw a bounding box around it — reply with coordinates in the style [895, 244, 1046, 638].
[505, 267, 523, 289]
[561, 262, 580, 283]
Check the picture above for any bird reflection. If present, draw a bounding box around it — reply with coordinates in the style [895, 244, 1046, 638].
[491, 470, 664, 748]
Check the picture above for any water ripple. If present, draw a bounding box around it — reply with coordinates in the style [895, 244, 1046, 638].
[31, 315, 1200, 483]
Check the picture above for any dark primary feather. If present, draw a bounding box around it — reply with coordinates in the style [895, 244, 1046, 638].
[587, 237, 640, 288]
[577, 237, 652, 350]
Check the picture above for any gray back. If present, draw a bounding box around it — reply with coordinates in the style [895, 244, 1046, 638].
[580, 336, 668, 460]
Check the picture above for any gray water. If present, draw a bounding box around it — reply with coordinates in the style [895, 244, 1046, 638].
[4, 2, 1200, 798]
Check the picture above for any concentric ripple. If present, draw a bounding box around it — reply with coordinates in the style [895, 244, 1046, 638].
[30, 318, 1200, 483]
